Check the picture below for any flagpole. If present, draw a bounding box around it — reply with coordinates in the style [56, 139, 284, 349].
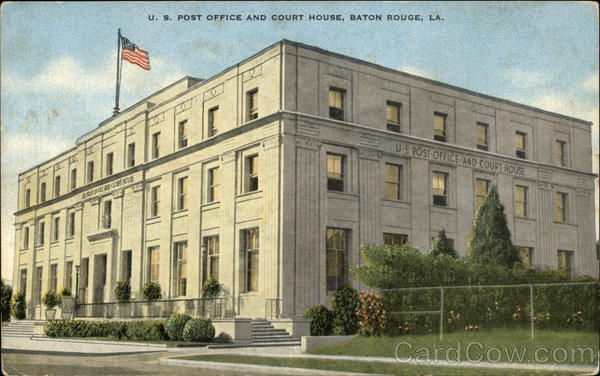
[113, 28, 122, 115]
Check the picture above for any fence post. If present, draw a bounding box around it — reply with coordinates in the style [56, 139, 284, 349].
[439, 287, 444, 340]
[529, 284, 534, 340]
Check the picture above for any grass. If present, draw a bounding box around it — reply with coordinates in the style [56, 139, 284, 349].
[310, 329, 599, 365]
[66, 336, 210, 347]
[176, 355, 585, 375]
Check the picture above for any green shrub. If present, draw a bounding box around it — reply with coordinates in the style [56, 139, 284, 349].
[165, 313, 192, 341]
[126, 320, 167, 341]
[1, 281, 12, 322]
[114, 280, 131, 303]
[11, 291, 26, 319]
[202, 276, 220, 297]
[302, 304, 333, 336]
[42, 290, 59, 309]
[430, 229, 458, 258]
[44, 320, 167, 341]
[142, 282, 162, 301]
[182, 318, 215, 342]
[332, 285, 359, 335]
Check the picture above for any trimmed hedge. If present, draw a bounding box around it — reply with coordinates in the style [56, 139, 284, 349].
[45, 320, 168, 341]
[1, 281, 12, 322]
[303, 304, 333, 336]
[11, 291, 26, 320]
[182, 318, 215, 342]
[114, 280, 131, 303]
[165, 313, 192, 341]
[332, 285, 359, 335]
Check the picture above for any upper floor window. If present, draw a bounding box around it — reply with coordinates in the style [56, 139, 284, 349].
[326, 228, 348, 293]
[22, 226, 29, 249]
[106, 152, 114, 176]
[208, 167, 220, 202]
[150, 186, 160, 217]
[515, 132, 527, 159]
[52, 216, 60, 242]
[178, 120, 188, 149]
[40, 183, 47, 203]
[242, 228, 259, 292]
[102, 200, 112, 229]
[208, 106, 219, 137]
[247, 89, 258, 121]
[329, 88, 345, 121]
[173, 241, 188, 297]
[127, 143, 135, 167]
[87, 161, 94, 183]
[68, 211, 76, 238]
[554, 140, 566, 167]
[515, 185, 528, 217]
[245, 155, 259, 192]
[204, 235, 220, 282]
[386, 101, 401, 133]
[25, 188, 31, 208]
[326, 153, 345, 192]
[475, 179, 490, 208]
[152, 132, 160, 159]
[384, 163, 402, 200]
[70, 169, 77, 190]
[554, 192, 567, 223]
[432, 172, 448, 206]
[433, 113, 447, 142]
[557, 250, 574, 275]
[37, 220, 45, 246]
[177, 177, 188, 211]
[383, 233, 408, 246]
[54, 176, 61, 197]
[518, 247, 533, 268]
[476, 123, 489, 150]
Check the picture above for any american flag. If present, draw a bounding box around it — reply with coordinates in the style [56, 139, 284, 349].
[121, 36, 150, 70]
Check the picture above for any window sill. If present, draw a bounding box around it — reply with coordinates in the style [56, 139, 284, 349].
[172, 209, 189, 215]
[430, 205, 457, 211]
[515, 216, 535, 222]
[553, 221, 576, 227]
[19, 248, 29, 252]
[51, 240, 60, 245]
[325, 190, 358, 199]
[202, 201, 221, 208]
[236, 190, 263, 201]
[240, 292, 259, 296]
[381, 198, 410, 205]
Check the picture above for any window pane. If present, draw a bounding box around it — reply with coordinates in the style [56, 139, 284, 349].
[477, 123, 488, 147]
[386, 103, 400, 124]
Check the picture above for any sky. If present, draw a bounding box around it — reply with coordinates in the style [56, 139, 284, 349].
[1, 1, 598, 283]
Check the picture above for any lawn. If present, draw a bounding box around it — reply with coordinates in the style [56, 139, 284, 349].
[310, 329, 599, 365]
[66, 336, 210, 347]
[176, 355, 585, 375]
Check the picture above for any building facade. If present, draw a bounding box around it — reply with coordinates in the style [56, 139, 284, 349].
[13, 40, 598, 320]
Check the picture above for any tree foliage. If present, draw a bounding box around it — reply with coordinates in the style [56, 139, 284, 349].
[430, 229, 458, 258]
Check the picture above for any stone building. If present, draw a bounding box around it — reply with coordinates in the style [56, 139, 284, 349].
[13, 40, 598, 321]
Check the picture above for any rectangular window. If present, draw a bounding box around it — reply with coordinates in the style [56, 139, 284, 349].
[515, 132, 527, 159]
[122, 250, 132, 282]
[383, 233, 408, 246]
[326, 228, 347, 293]
[68, 212, 76, 238]
[87, 161, 94, 183]
[152, 132, 160, 159]
[554, 140, 566, 167]
[242, 228, 259, 292]
[173, 241, 188, 296]
[557, 250, 574, 275]
[247, 89, 258, 120]
[204, 236, 220, 282]
[70, 169, 77, 189]
[208, 106, 219, 137]
[326, 153, 344, 192]
[106, 152, 114, 176]
[127, 143, 135, 167]
[384, 163, 402, 200]
[554, 192, 567, 222]
[148, 246, 160, 283]
[19, 269, 27, 296]
[177, 177, 188, 210]
[386, 101, 401, 132]
[476, 123, 489, 150]
[329, 88, 345, 121]
[54, 176, 61, 197]
[475, 179, 490, 208]
[178, 120, 188, 149]
[433, 113, 447, 142]
[52, 216, 60, 242]
[246, 155, 259, 192]
[65, 261, 73, 290]
[23, 226, 29, 249]
[80, 258, 89, 303]
[518, 247, 533, 268]
[40, 183, 47, 202]
[150, 186, 160, 217]
[49, 264, 58, 292]
[37, 221, 45, 246]
[33, 266, 43, 305]
[515, 185, 528, 217]
[25, 189, 31, 208]
[103, 200, 112, 229]
[432, 172, 447, 206]
[208, 167, 220, 202]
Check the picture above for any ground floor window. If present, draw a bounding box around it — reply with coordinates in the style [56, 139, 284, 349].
[518, 247, 533, 267]
[148, 247, 159, 283]
[49, 264, 58, 292]
[122, 250, 132, 281]
[204, 236, 219, 282]
[242, 228, 259, 292]
[383, 233, 408, 246]
[19, 269, 27, 296]
[326, 228, 348, 293]
[65, 261, 73, 290]
[173, 242, 188, 296]
[33, 266, 43, 305]
[557, 250, 574, 275]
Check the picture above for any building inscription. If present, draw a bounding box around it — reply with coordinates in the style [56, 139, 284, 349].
[81, 175, 137, 200]
[395, 143, 526, 176]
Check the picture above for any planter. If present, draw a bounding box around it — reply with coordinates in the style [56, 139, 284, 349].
[45, 308, 56, 320]
[60, 296, 75, 320]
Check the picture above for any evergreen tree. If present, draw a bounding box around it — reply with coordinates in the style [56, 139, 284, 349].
[467, 185, 521, 268]
[430, 229, 458, 258]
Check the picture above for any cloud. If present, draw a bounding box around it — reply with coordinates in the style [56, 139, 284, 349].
[397, 65, 436, 80]
[503, 69, 550, 88]
[583, 74, 598, 92]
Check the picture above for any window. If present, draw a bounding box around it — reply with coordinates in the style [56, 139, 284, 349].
[518, 247, 533, 268]
[148, 246, 160, 283]
[433, 113, 447, 142]
[122, 250, 132, 281]
[127, 143, 136, 167]
[22, 226, 29, 249]
[150, 186, 160, 217]
[65, 261, 73, 290]
[102, 200, 112, 229]
[68, 211, 76, 238]
[476, 123, 489, 150]
[87, 161, 94, 183]
[173, 241, 188, 296]
[178, 120, 188, 149]
[204, 236, 219, 282]
[475, 179, 490, 208]
[557, 250, 574, 275]
[326, 153, 344, 192]
[152, 132, 160, 159]
[80, 258, 89, 303]
[208, 167, 220, 202]
[432, 172, 447, 206]
[247, 89, 258, 120]
[177, 177, 188, 210]
[515, 185, 528, 217]
[54, 176, 61, 197]
[208, 106, 219, 137]
[386, 101, 401, 132]
[49, 264, 58, 292]
[70, 169, 77, 189]
[246, 155, 259, 192]
[105, 153, 114, 176]
[554, 140, 566, 167]
[37, 221, 45, 246]
[515, 132, 526, 159]
[40, 183, 47, 203]
[19, 269, 27, 296]
[326, 228, 347, 293]
[329, 88, 345, 121]
[384, 163, 402, 200]
[242, 228, 259, 292]
[554, 192, 567, 222]
[25, 188, 31, 208]
[383, 233, 408, 246]
[52, 216, 60, 242]
[33, 266, 43, 305]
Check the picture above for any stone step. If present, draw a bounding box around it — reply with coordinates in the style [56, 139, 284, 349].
[252, 334, 293, 339]
[251, 328, 288, 334]
[207, 341, 300, 349]
[253, 337, 300, 343]
[1, 333, 32, 338]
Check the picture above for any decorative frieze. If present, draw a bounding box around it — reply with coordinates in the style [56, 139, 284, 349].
[113, 189, 124, 198]
[175, 99, 192, 114]
[538, 181, 555, 190]
[221, 151, 236, 164]
[150, 112, 165, 127]
[90, 197, 100, 205]
[203, 83, 224, 101]
[72, 202, 83, 211]
[87, 229, 116, 242]
[132, 183, 144, 192]
[243, 65, 263, 82]
[262, 136, 280, 150]
[358, 149, 382, 161]
[295, 137, 320, 150]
